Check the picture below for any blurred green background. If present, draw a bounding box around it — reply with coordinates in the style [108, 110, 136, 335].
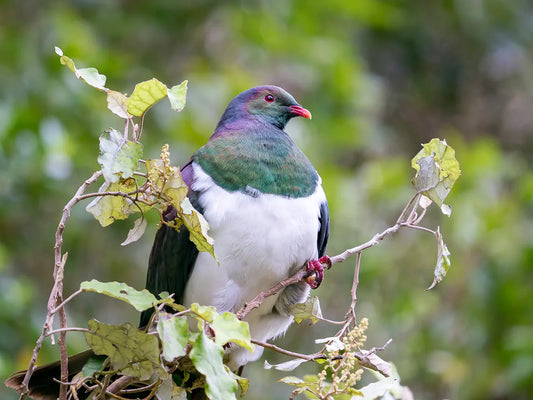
[1, 1, 532, 399]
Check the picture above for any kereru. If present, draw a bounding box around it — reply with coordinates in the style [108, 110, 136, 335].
[5, 85, 329, 398]
[141, 85, 329, 369]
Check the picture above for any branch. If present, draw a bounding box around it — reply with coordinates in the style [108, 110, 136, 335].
[21, 171, 103, 396]
[236, 194, 424, 321]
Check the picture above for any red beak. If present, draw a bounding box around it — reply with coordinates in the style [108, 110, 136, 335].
[288, 105, 312, 120]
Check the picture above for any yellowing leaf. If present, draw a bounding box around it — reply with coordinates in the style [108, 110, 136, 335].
[411, 139, 461, 216]
[107, 90, 131, 119]
[427, 227, 451, 290]
[86, 180, 137, 226]
[167, 80, 188, 112]
[121, 217, 148, 246]
[289, 296, 323, 324]
[179, 197, 217, 260]
[98, 128, 143, 183]
[146, 156, 215, 259]
[85, 320, 160, 380]
[145, 159, 189, 203]
[190, 303, 217, 323]
[81, 279, 158, 312]
[127, 78, 168, 117]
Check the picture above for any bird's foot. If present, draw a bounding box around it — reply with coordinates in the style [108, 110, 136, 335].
[305, 255, 332, 289]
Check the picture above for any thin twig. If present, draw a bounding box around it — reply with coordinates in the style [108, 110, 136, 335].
[251, 339, 321, 361]
[50, 289, 83, 314]
[45, 327, 92, 336]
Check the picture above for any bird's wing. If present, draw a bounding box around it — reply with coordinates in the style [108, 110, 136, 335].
[317, 200, 329, 258]
[139, 160, 201, 327]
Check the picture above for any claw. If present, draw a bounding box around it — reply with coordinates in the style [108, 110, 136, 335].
[305, 255, 331, 289]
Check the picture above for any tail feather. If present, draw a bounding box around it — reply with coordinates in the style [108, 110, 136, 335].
[5, 349, 95, 400]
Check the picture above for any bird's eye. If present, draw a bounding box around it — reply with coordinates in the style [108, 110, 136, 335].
[264, 94, 274, 103]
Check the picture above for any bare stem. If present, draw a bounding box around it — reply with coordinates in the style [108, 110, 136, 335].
[21, 171, 103, 395]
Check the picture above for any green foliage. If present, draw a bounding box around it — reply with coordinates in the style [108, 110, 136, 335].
[210, 312, 254, 353]
[157, 312, 190, 361]
[85, 179, 138, 226]
[78, 283, 252, 399]
[190, 330, 239, 400]
[85, 319, 161, 380]
[127, 78, 169, 117]
[53, 49, 214, 254]
[80, 279, 160, 312]
[97, 128, 143, 183]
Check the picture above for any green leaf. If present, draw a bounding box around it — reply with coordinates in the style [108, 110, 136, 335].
[81, 354, 107, 377]
[55, 47, 107, 90]
[427, 227, 451, 290]
[167, 80, 188, 112]
[289, 296, 323, 324]
[211, 312, 254, 353]
[157, 312, 190, 362]
[81, 279, 158, 312]
[189, 329, 238, 400]
[107, 90, 131, 119]
[411, 138, 461, 216]
[97, 128, 143, 183]
[127, 78, 168, 117]
[85, 319, 160, 380]
[121, 217, 147, 246]
[190, 303, 217, 323]
[179, 197, 217, 260]
[85, 180, 137, 227]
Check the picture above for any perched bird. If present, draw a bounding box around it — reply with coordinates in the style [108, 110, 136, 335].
[5, 85, 329, 398]
[141, 85, 330, 369]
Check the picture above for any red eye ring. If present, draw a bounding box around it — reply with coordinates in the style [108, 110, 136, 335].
[265, 94, 274, 103]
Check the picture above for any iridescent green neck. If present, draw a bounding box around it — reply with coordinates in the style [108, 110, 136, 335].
[193, 129, 318, 198]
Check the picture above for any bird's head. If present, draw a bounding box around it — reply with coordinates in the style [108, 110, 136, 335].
[219, 85, 312, 130]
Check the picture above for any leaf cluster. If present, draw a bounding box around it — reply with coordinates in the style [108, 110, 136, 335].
[55, 47, 215, 258]
[76, 280, 251, 399]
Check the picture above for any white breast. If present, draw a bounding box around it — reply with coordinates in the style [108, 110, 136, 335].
[184, 163, 326, 367]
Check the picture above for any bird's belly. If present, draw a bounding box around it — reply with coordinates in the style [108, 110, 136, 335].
[184, 164, 326, 314]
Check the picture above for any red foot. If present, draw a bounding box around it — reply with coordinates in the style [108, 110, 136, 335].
[305, 255, 332, 289]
